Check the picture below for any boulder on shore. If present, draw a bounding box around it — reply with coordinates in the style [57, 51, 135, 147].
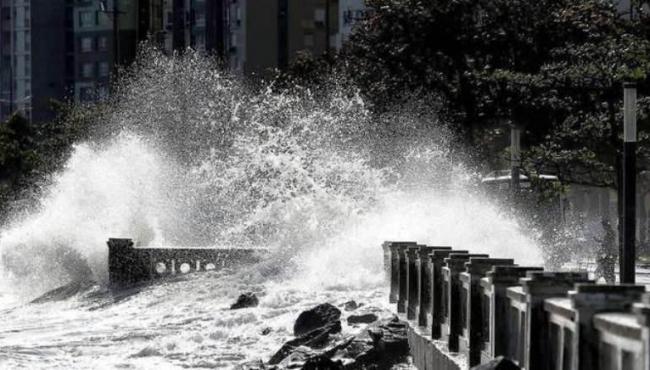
[343, 300, 359, 311]
[347, 313, 378, 325]
[268, 322, 342, 365]
[230, 292, 259, 309]
[268, 309, 409, 369]
[293, 303, 342, 337]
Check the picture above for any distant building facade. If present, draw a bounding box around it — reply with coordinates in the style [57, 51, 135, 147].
[226, 0, 340, 76]
[0, 0, 366, 123]
[161, 0, 226, 54]
[0, 0, 68, 123]
[72, 1, 112, 104]
[336, 0, 371, 49]
[0, 0, 172, 123]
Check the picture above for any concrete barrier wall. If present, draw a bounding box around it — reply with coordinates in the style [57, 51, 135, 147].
[383, 241, 650, 370]
[107, 238, 266, 286]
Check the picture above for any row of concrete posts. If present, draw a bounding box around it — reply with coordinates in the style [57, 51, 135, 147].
[381, 241, 650, 370]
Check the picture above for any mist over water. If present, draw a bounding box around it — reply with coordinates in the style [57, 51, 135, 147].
[0, 48, 541, 368]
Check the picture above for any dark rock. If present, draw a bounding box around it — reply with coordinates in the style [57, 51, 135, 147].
[347, 313, 378, 325]
[269, 322, 342, 365]
[367, 317, 409, 358]
[261, 327, 272, 336]
[334, 317, 409, 369]
[276, 336, 353, 369]
[230, 292, 259, 309]
[268, 311, 408, 369]
[471, 356, 520, 370]
[334, 335, 377, 367]
[343, 300, 359, 311]
[293, 303, 342, 337]
[302, 355, 343, 369]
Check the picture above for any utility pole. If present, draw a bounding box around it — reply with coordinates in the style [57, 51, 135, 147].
[325, 0, 331, 57]
[621, 82, 637, 283]
[113, 0, 119, 68]
[511, 124, 522, 196]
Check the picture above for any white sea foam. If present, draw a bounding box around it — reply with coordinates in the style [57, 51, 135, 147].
[0, 48, 541, 368]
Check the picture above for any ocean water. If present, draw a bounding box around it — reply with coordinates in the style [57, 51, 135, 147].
[0, 48, 542, 369]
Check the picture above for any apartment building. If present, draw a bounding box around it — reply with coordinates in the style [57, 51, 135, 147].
[72, 1, 112, 103]
[161, 0, 227, 54]
[0, 0, 67, 123]
[0, 0, 369, 122]
[227, 0, 340, 76]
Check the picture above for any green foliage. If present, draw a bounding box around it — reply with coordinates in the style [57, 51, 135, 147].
[341, 0, 650, 192]
[0, 101, 97, 221]
[0, 114, 42, 214]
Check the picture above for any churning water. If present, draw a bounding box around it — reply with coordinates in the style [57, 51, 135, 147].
[0, 49, 541, 369]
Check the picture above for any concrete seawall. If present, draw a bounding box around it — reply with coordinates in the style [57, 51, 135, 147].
[382, 241, 650, 370]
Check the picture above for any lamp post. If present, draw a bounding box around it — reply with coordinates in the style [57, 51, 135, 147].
[324, 0, 329, 56]
[511, 124, 522, 196]
[621, 82, 637, 283]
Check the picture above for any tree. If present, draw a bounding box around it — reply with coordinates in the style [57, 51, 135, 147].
[341, 0, 650, 173]
[0, 101, 96, 221]
[0, 114, 41, 216]
[341, 0, 572, 136]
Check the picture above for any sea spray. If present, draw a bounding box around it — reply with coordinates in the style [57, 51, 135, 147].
[0, 47, 542, 302]
[0, 134, 169, 296]
[0, 47, 544, 369]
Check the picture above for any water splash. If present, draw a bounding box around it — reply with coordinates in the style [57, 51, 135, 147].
[0, 47, 544, 369]
[0, 47, 541, 303]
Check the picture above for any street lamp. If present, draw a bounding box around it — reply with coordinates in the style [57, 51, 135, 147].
[621, 82, 637, 283]
[510, 124, 522, 195]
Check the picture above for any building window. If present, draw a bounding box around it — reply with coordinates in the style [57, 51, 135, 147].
[81, 63, 94, 78]
[304, 34, 314, 47]
[98, 36, 108, 51]
[98, 85, 109, 100]
[314, 8, 326, 24]
[24, 7, 30, 27]
[79, 87, 94, 102]
[98, 62, 109, 77]
[79, 11, 95, 28]
[80, 37, 93, 52]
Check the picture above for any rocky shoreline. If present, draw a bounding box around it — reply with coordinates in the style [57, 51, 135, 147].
[234, 295, 411, 369]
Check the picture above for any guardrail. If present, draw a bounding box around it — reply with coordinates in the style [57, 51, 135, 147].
[382, 241, 650, 370]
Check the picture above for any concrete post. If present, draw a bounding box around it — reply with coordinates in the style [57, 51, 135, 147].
[406, 246, 422, 320]
[382, 241, 392, 285]
[441, 253, 489, 352]
[415, 245, 452, 328]
[520, 271, 591, 370]
[429, 249, 468, 339]
[633, 295, 650, 370]
[107, 238, 150, 286]
[387, 241, 416, 303]
[459, 258, 516, 367]
[571, 284, 646, 370]
[397, 243, 415, 313]
[480, 265, 543, 364]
